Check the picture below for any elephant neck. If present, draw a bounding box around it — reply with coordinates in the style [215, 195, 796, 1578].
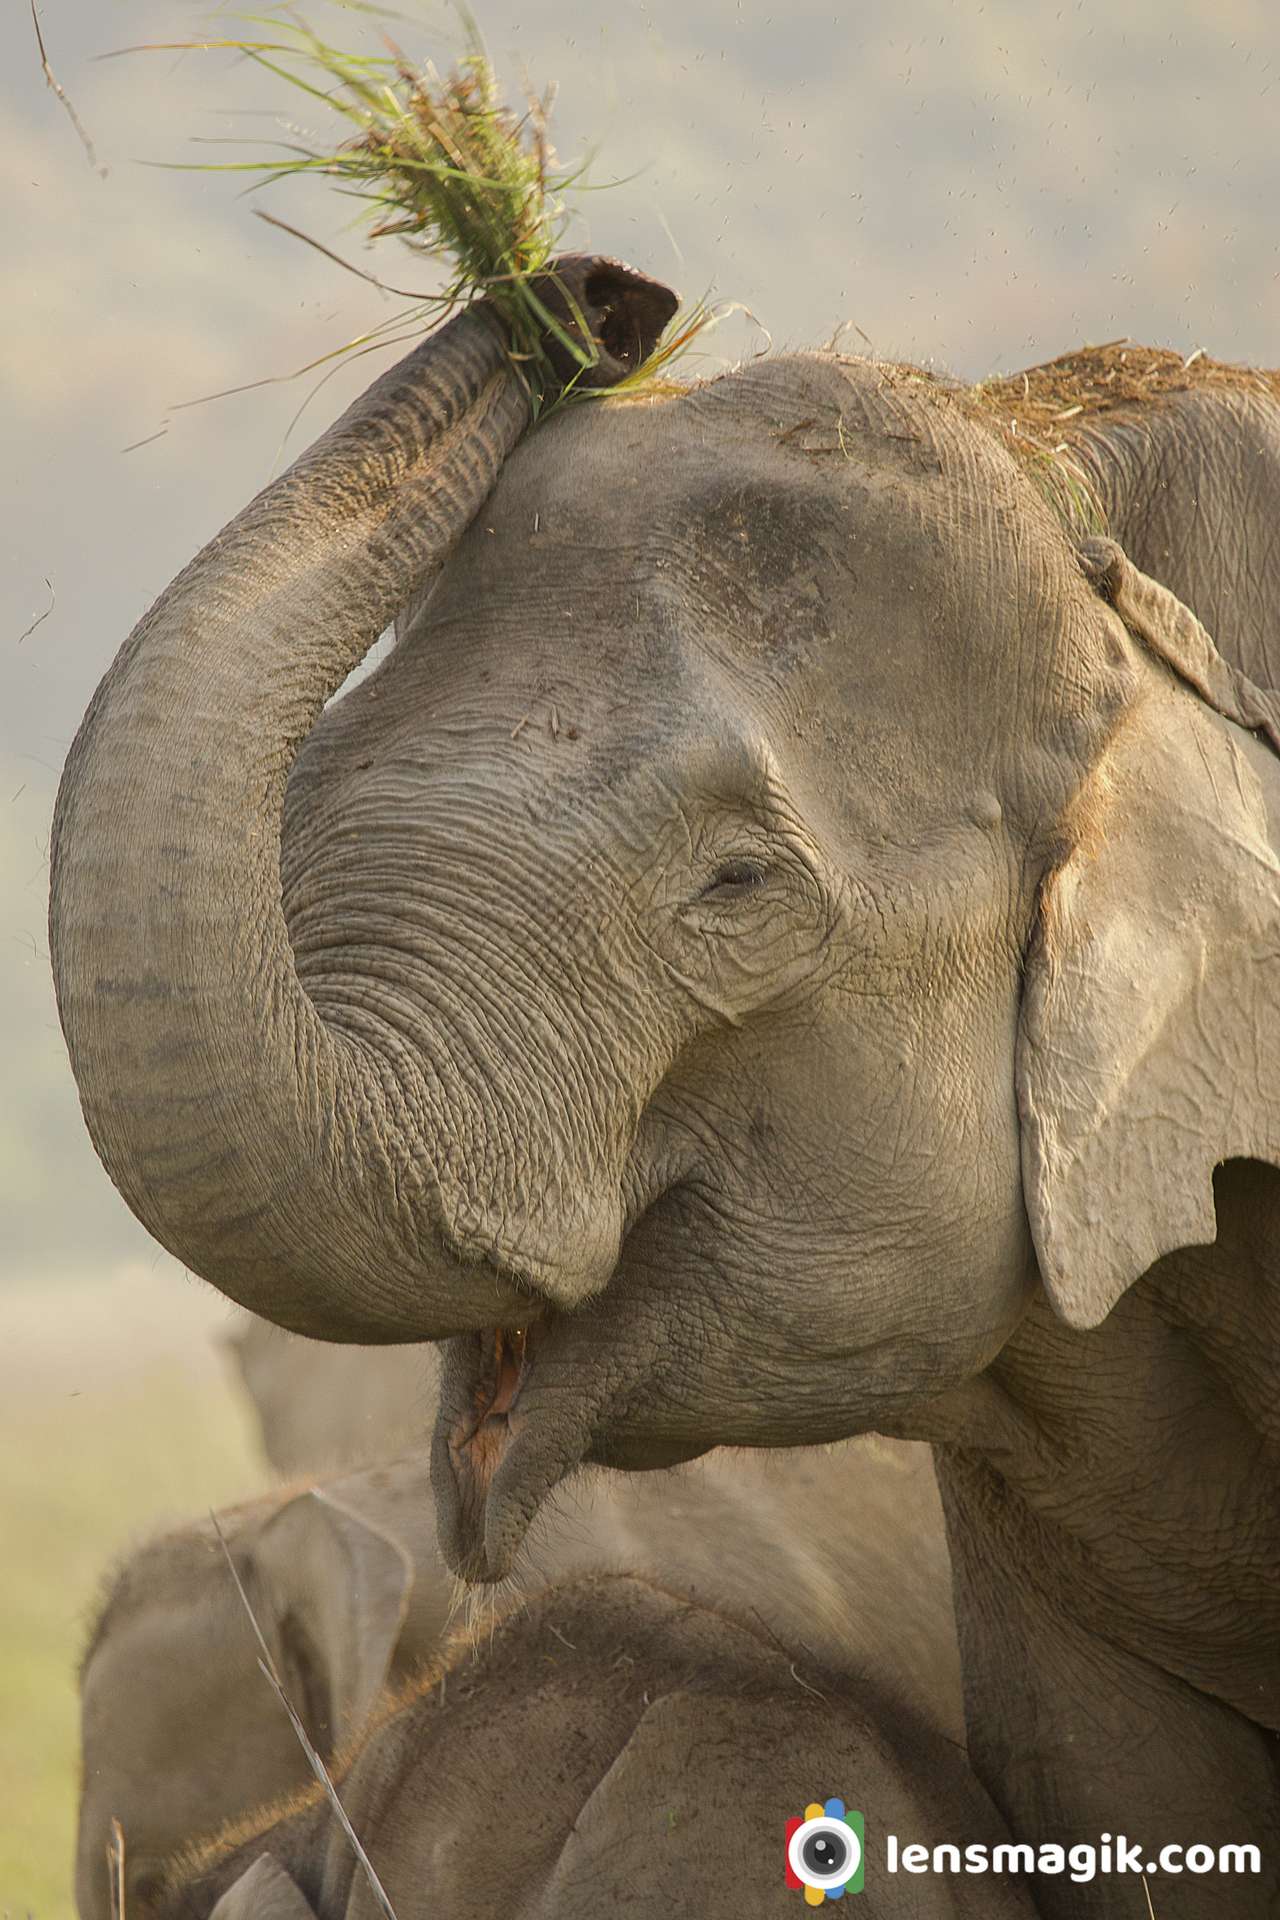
[932, 1158, 1280, 1730]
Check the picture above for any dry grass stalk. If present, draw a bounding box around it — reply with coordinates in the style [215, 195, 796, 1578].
[210, 1512, 399, 1920]
[107, 1817, 126, 1920]
[32, 0, 105, 175]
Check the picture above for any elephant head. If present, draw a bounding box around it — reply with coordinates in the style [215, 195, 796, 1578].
[51, 291, 1280, 1580]
[76, 1468, 436, 1920]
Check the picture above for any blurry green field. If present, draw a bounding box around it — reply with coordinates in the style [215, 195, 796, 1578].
[0, 1269, 266, 1919]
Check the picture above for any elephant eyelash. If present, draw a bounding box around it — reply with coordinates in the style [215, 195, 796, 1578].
[698, 859, 770, 900]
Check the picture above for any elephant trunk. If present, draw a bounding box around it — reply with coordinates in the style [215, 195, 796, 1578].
[49, 264, 676, 1341]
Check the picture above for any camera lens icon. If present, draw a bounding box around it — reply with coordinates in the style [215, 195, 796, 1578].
[798, 1821, 853, 1883]
[785, 1799, 864, 1901]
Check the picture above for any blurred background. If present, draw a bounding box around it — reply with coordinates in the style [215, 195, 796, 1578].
[3, 0, 1278, 1908]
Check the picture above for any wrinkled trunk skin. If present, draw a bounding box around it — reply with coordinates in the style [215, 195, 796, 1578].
[49, 268, 674, 1341]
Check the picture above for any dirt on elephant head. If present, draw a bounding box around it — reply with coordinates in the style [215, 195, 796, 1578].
[966, 340, 1280, 446]
[600, 338, 1280, 440]
[938, 342, 1280, 536]
[597, 338, 1280, 540]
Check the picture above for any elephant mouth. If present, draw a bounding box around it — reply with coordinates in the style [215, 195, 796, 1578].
[432, 1314, 603, 1582]
[432, 1176, 711, 1582]
[450, 1323, 537, 1510]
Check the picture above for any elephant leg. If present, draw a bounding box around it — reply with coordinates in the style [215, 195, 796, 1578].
[937, 1451, 1280, 1920]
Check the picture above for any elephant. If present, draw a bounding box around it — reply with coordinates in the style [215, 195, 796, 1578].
[78, 1436, 959, 1919]
[220, 1312, 434, 1473]
[76, 1459, 444, 1920]
[49, 239, 1280, 1920]
[154, 1574, 1034, 1920]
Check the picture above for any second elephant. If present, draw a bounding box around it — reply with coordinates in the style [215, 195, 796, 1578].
[79, 1436, 956, 1919]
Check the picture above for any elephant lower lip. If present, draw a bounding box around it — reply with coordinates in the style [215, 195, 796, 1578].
[448, 1416, 512, 1565]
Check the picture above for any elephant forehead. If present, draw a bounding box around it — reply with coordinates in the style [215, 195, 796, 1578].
[298, 353, 1103, 854]
[451, 352, 1088, 706]
[504, 348, 1014, 545]
[422, 419, 848, 686]
[469, 351, 943, 587]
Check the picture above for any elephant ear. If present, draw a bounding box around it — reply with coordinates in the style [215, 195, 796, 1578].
[1077, 537, 1280, 753]
[1016, 540, 1280, 1329]
[210, 1855, 317, 1919]
[251, 1488, 414, 1749]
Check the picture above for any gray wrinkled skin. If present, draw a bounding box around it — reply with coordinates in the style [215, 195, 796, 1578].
[164, 1576, 1033, 1920]
[51, 302, 1280, 1920]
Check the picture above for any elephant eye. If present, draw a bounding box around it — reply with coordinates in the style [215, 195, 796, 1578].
[699, 858, 769, 900]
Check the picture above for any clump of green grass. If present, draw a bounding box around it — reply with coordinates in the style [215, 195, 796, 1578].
[122, 8, 711, 413]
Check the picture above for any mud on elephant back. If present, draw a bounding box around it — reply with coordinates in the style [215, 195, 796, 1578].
[49, 243, 1280, 1920]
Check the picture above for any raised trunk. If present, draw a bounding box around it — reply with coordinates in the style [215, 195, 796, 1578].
[49, 265, 675, 1340]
